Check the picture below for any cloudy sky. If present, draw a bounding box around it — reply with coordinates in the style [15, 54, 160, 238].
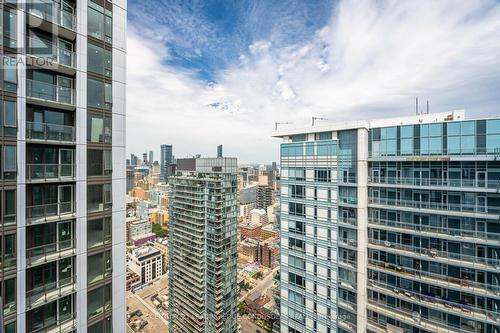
[127, 0, 500, 164]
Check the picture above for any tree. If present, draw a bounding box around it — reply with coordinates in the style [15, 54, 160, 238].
[152, 223, 168, 238]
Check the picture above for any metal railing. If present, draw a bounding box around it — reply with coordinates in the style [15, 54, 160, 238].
[26, 163, 74, 181]
[26, 239, 74, 266]
[0, 253, 16, 270]
[368, 176, 500, 190]
[368, 238, 500, 269]
[27, 79, 75, 105]
[368, 197, 499, 215]
[27, 36, 75, 68]
[26, 275, 76, 309]
[26, 202, 74, 221]
[26, 122, 75, 143]
[369, 148, 500, 158]
[32, 314, 76, 333]
[28, 1, 76, 31]
[368, 217, 500, 242]
[368, 278, 500, 323]
[368, 258, 500, 296]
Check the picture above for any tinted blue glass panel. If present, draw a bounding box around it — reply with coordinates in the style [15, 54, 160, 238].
[462, 121, 475, 135]
[281, 144, 288, 157]
[317, 141, 337, 156]
[401, 138, 413, 155]
[487, 119, 500, 134]
[318, 132, 332, 140]
[421, 124, 429, 137]
[429, 123, 442, 137]
[401, 125, 413, 138]
[291, 134, 306, 142]
[386, 127, 397, 139]
[281, 143, 303, 156]
[429, 137, 442, 154]
[447, 136, 460, 154]
[487, 134, 500, 153]
[420, 137, 429, 154]
[386, 139, 397, 155]
[306, 142, 314, 156]
[461, 135, 475, 154]
[447, 122, 460, 136]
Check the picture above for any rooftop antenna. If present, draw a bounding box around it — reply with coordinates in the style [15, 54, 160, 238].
[426, 100, 429, 114]
[274, 122, 291, 131]
[415, 97, 419, 115]
[312, 117, 328, 126]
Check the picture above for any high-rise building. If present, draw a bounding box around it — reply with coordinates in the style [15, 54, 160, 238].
[149, 150, 154, 164]
[131, 153, 138, 166]
[275, 111, 500, 333]
[168, 157, 239, 333]
[257, 184, 273, 209]
[1, 0, 127, 332]
[160, 144, 173, 182]
[142, 152, 148, 165]
[217, 144, 223, 158]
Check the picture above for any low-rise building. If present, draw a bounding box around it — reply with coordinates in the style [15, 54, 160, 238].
[240, 238, 259, 261]
[153, 238, 169, 274]
[128, 246, 163, 287]
[238, 220, 262, 239]
[261, 224, 278, 241]
[258, 238, 280, 268]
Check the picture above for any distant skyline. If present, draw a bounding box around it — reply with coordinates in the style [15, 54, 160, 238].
[127, 0, 500, 164]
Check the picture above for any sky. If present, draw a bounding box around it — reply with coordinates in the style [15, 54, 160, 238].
[126, 0, 500, 164]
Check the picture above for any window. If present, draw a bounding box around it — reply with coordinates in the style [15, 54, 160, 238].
[1, 100, 17, 137]
[2, 10, 16, 48]
[88, 316, 112, 333]
[88, 79, 112, 109]
[87, 217, 112, 248]
[288, 220, 305, 234]
[291, 134, 306, 142]
[87, 250, 112, 284]
[317, 141, 337, 156]
[88, 149, 112, 176]
[288, 237, 305, 251]
[288, 272, 305, 288]
[87, 284, 112, 320]
[288, 202, 305, 217]
[2, 57, 17, 92]
[1, 278, 16, 317]
[88, 43, 112, 77]
[87, 183, 112, 213]
[87, 113, 112, 143]
[281, 143, 303, 157]
[288, 290, 305, 306]
[288, 255, 305, 269]
[3, 190, 16, 225]
[3, 145, 16, 179]
[289, 185, 305, 198]
[314, 168, 331, 182]
[1, 234, 16, 270]
[288, 168, 305, 181]
[305, 142, 314, 155]
[88, 2, 112, 43]
[316, 131, 332, 140]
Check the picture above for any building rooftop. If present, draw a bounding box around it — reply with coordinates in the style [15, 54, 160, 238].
[130, 245, 161, 259]
[239, 186, 257, 204]
[273, 111, 465, 137]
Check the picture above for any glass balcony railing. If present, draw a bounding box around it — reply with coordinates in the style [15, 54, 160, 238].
[26, 276, 76, 310]
[26, 122, 76, 143]
[26, 202, 74, 222]
[368, 217, 500, 242]
[27, 79, 74, 105]
[368, 197, 499, 215]
[27, 36, 76, 68]
[368, 238, 500, 269]
[26, 164, 74, 182]
[26, 239, 75, 266]
[28, 1, 76, 31]
[368, 176, 500, 190]
[368, 279, 500, 324]
[368, 258, 500, 297]
[0, 252, 16, 271]
[31, 313, 76, 333]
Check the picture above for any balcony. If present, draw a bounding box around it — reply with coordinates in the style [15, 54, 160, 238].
[0, 252, 16, 271]
[26, 240, 75, 267]
[29, 314, 76, 333]
[27, 36, 76, 75]
[26, 276, 76, 310]
[26, 202, 74, 224]
[27, 1, 77, 40]
[368, 197, 499, 218]
[27, 79, 75, 110]
[26, 164, 74, 183]
[26, 122, 75, 144]
[368, 217, 500, 244]
[368, 238, 500, 270]
[368, 176, 500, 192]
[368, 258, 500, 298]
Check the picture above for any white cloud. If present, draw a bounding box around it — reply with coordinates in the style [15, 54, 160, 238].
[127, 0, 500, 163]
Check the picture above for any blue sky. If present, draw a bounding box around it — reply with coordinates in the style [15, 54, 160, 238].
[126, 0, 500, 163]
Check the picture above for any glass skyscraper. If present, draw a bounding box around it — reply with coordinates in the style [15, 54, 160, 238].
[275, 111, 500, 333]
[1, 0, 127, 331]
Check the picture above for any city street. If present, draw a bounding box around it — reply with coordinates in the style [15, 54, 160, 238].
[239, 266, 279, 303]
